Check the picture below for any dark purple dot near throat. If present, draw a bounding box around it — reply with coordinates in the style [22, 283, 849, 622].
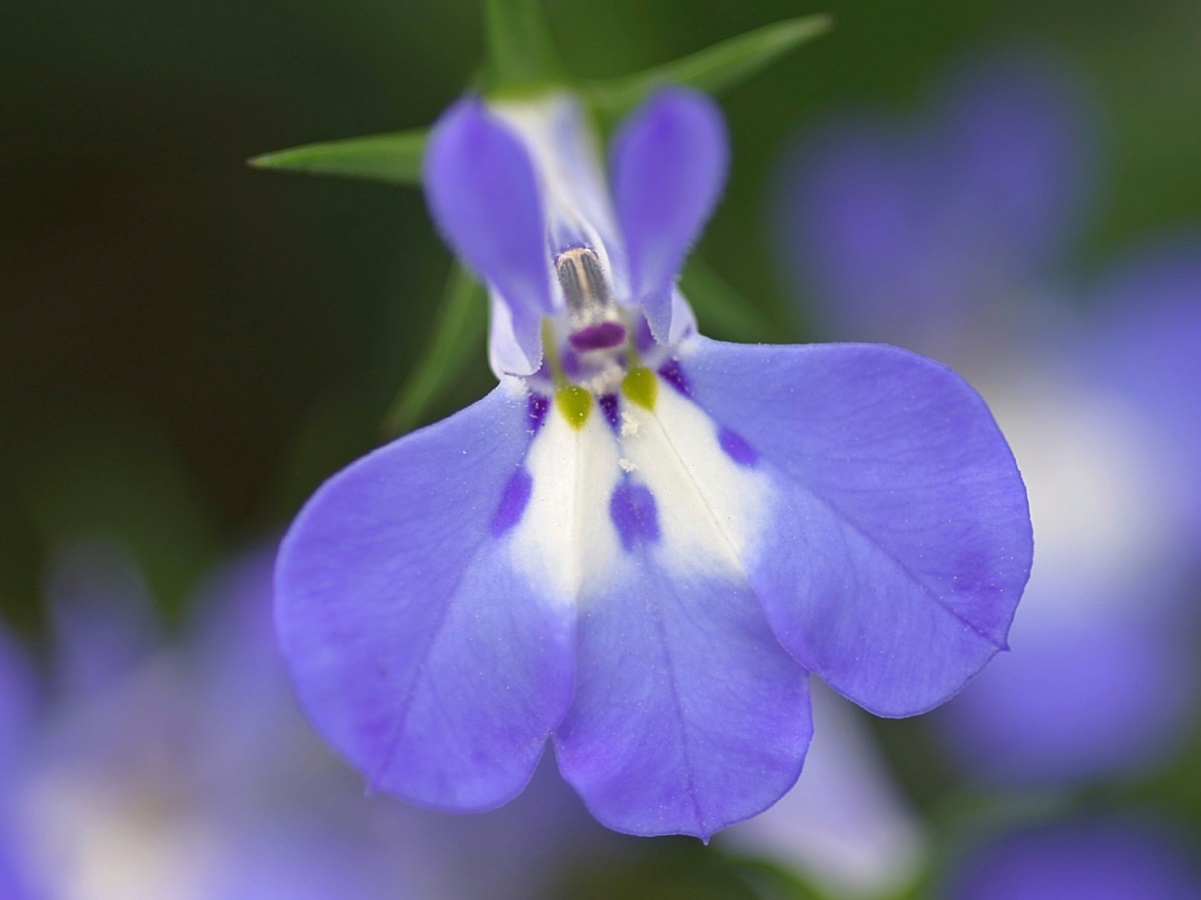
[598, 394, 620, 431]
[609, 481, 661, 551]
[718, 426, 758, 466]
[658, 359, 690, 396]
[528, 392, 550, 432]
[491, 469, 533, 536]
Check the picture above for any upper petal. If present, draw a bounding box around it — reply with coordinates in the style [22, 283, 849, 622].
[678, 337, 1033, 716]
[495, 95, 627, 276]
[424, 98, 552, 373]
[275, 384, 574, 811]
[612, 87, 728, 343]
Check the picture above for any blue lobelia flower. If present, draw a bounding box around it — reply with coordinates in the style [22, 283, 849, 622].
[274, 85, 1033, 839]
[943, 816, 1201, 900]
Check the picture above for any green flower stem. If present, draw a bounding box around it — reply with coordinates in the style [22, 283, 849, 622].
[382, 264, 487, 436]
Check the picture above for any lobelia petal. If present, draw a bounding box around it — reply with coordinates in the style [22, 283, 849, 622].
[678, 337, 1033, 716]
[612, 87, 728, 344]
[555, 564, 812, 840]
[495, 96, 628, 279]
[275, 384, 575, 811]
[552, 377, 812, 839]
[424, 98, 552, 374]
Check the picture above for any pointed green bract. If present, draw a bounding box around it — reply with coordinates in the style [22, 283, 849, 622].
[250, 11, 830, 185]
[484, 0, 565, 95]
[382, 265, 487, 436]
[583, 14, 832, 120]
[680, 256, 783, 344]
[248, 128, 427, 187]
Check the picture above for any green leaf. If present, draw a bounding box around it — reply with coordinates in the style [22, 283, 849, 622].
[382, 264, 488, 436]
[584, 14, 832, 119]
[484, 0, 565, 95]
[680, 256, 783, 343]
[248, 128, 427, 186]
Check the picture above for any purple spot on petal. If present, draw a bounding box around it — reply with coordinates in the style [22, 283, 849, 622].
[718, 426, 757, 466]
[658, 359, 691, 396]
[599, 394, 620, 432]
[528, 393, 550, 432]
[569, 322, 627, 351]
[491, 469, 533, 536]
[609, 481, 661, 551]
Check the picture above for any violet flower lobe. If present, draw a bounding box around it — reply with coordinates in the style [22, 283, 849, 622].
[275, 86, 1032, 839]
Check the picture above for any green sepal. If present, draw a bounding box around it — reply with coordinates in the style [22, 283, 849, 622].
[381, 264, 488, 436]
[484, 0, 566, 96]
[680, 256, 784, 343]
[583, 14, 832, 120]
[248, 127, 427, 187]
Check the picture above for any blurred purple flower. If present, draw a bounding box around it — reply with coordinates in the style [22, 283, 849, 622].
[935, 243, 1201, 784]
[1087, 239, 1201, 539]
[9, 542, 623, 899]
[778, 52, 1201, 784]
[0, 625, 37, 781]
[275, 86, 1032, 839]
[7, 544, 378, 900]
[0, 624, 39, 900]
[42, 539, 159, 697]
[721, 684, 927, 897]
[779, 50, 1099, 355]
[943, 817, 1201, 900]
